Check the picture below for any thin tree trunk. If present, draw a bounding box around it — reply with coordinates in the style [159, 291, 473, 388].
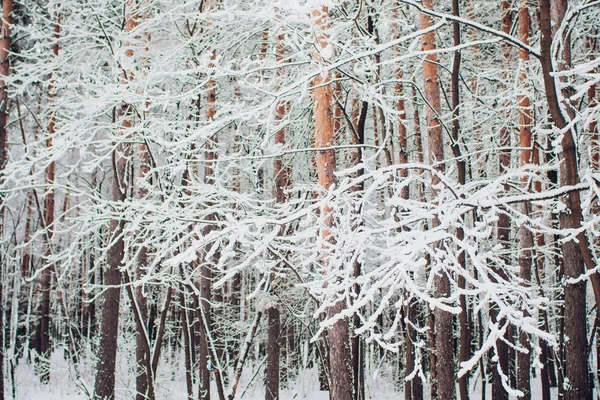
[199, 39, 222, 400]
[0, 1, 12, 397]
[265, 35, 289, 400]
[135, 130, 152, 400]
[516, 3, 532, 398]
[39, 12, 61, 384]
[394, 52, 415, 400]
[589, 33, 600, 400]
[490, 3, 512, 398]
[180, 290, 194, 400]
[450, 1, 469, 398]
[410, 85, 425, 400]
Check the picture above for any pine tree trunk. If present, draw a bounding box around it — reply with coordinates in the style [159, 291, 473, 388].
[93, 143, 126, 399]
[410, 86, 424, 400]
[266, 36, 289, 400]
[489, 3, 513, 398]
[0, 1, 8, 389]
[539, 0, 594, 398]
[180, 290, 194, 400]
[39, 13, 60, 385]
[516, 3, 532, 398]
[420, 1, 454, 399]
[265, 307, 280, 400]
[199, 44, 219, 400]
[450, 1, 469, 398]
[94, 2, 146, 395]
[311, 7, 352, 400]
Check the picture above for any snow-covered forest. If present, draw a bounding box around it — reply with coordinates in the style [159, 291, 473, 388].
[0, 0, 599, 399]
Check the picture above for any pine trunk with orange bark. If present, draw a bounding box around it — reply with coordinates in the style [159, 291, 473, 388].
[311, 7, 352, 400]
[516, 4, 532, 398]
[419, 1, 454, 399]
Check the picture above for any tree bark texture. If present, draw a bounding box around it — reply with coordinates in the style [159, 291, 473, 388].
[93, 146, 126, 399]
[420, 1, 454, 399]
[311, 7, 352, 400]
[539, 0, 592, 398]
[0, 2, 10, 396]
[265, 307, 280, 400]
[490, 3, 513, 398]
[39, 11, 60, 385]
[517, 3, 532, 398]
[450, 1, 469, 398]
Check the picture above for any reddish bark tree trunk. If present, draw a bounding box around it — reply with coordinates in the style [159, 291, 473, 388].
[516, 3, 532, 398]
[39, 13, 61, 384]
[311, 7, 352, 400]
[420, 1, 454, 399]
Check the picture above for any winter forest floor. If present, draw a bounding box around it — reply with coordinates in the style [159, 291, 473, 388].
[9, 348, 563, 400]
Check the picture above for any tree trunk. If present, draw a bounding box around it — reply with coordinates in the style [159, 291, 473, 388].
[93, 142, 126, 399]
[539, 0, 593, 398]
[490, 3, 512, 398]
[199, 42, 220, 400]
[94, 2, 146, 395]
[450, 1, 469, 398]
[0, 5, 9, 397]
[420, 1, 454, 399]
[180, 290, 194, 400]
[311, 7, 352, 400]
[516, 3, 532, 398]
[265, 307, 280, 400]
[39, 12, 60, 385]
[266, 35, 289, 400]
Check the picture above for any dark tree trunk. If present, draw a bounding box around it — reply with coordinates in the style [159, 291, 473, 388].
[93, 27, 136, 393]
[198, 251, 212, 400]
[93, 149, 126, 399]
[450, 1, 469, 398]
[199, 45, 218, 400]
[39, 14, 60, 385]
[180, 291, 194, 400]
[539, 0, 594, 398]
[490, 3, 513, 398]
[265, 307, 280, 400]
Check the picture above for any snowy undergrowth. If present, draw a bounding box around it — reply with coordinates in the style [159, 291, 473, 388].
[10, 347, 565, 399]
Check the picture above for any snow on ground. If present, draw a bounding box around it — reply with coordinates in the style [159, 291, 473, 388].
[8, 348, 568, 399]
